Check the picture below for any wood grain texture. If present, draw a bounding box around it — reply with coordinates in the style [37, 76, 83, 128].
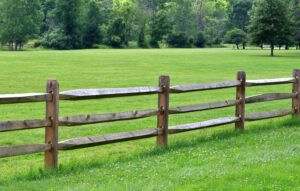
[235, 71, 246, 129]
[170, 80, 240, 93]
[45, 80, 59, 169]
[0, 93, 51, 104]
[292, 70, 300, 116]
[59, 128, 158, 150]
[59, 109, 158, 126]
[245, 110, 293, 121]
[169, 100, 237, 114]
[0, 144, 51, 158]
[0, 119, 50, 132]
[246, 77, 295, 87]
[246, 93, 295, 104]
[168, 117, 239, 134]
[157, 76, 170, 147]
[60, 86, 161, 100]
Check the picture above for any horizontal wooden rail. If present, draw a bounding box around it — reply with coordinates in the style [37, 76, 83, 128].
[245, 109, 293, 121]
[0, 119, 50, 132]
[246, 77, 295, 87]
[169, 100, 237, 114]
[59, 109, 158, 126]
[60, 86, 161, 100]
[168, 117, 239, 134]
[58, 117, 239, 151]
[0, 144, 51, 158]
[170, 80, 240, 93]
[59, 128, 158, 150]
[245, 93, 296, 104]
[0, 93, 51, 104]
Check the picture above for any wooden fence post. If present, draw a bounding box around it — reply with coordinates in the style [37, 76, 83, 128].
[157, 76, 170, 147]
[235, 71, 246, 129]
[45, 80, 59, 169]
[293, 69, 300, 116]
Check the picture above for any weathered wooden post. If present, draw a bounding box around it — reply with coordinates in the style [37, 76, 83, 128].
[157, 76, 170, 147]
[235, 71, 246, 129]
[293, 69, 300, 116]
[45, 80, 59, 169]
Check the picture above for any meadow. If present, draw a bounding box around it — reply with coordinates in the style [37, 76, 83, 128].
[0, 49, 300, 190]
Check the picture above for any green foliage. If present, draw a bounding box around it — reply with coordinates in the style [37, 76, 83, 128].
[227, 0, 253, 31]
[0, 0, 299, 50]
[138, 25, 147, 48]
[248, 0, 293, 56]
[108, 18, 126, 47]
[0, 0, 43, 50]
[167, 32, 191, 48]
[291, 0, 300, 48]
[83, 0, 102, 48]
[44, 0, 83, 49]
[194, 32, 206, 48]
[224, 28, 247, 49]
[149, 8, 172, 47]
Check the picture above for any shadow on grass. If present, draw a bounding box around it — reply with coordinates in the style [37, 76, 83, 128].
[3, 117, 300, 184]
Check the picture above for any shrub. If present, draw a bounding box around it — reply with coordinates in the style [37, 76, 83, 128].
[167, 32, 191, 48]
[43, 28, 72, 50]
[110, 35, 122, 48]
[194, 32, 206, 48]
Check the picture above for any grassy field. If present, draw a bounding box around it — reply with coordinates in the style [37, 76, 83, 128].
[0, 49, 300, 190]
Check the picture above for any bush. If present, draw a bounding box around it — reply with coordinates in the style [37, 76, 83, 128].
[110, 35, 122, 48]
[33, 40, 44, 48]
[167, 32, 191, 48]
[43, 28, 72, 49]
[194, 32, 206, 48]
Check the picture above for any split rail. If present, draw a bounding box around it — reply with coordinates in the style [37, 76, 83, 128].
[0, 69, 299, 169]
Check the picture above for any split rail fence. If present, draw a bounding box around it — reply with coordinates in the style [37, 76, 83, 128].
[0, 69, 299, 169]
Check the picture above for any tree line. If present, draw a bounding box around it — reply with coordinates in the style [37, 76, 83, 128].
[0, 0, 299, 55]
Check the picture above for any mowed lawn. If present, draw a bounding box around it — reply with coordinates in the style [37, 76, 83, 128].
[0, 49, 300, 190]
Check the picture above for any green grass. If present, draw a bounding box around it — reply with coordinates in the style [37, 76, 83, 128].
[0, 49, 300, 190]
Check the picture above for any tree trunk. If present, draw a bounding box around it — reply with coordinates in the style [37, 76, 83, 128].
[236, 44, 239, 50]
[243, 43, 245, 50]
[285, 44, 289, 50]
[260, 44, 263, 50]
[271, 43, 274, 57]
[279, 45, 281, 50]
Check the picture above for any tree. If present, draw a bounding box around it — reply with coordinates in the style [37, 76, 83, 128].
[108, 18, 126, 47]
[44, 0, 83, 49]
[138, 24, 147, 48]
[0, 0, 43, 50]
[248, 0, 292, 56]
[224, 28, 247, 49]
[40, 0, 56, 34]
[194, 31, 206, 48]
[83, 0, 102, 48]
[292, 0, 300, 49]
[149, 8, 172, 47]
[167, 32, 191, 48]
[227, 0, 253, 32]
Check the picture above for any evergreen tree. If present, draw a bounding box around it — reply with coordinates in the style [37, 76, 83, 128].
[0, 0, 43, 50]
[248, 0, 293, 56]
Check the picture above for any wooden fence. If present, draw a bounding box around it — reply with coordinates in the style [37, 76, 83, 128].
[0, 69, 299, 170]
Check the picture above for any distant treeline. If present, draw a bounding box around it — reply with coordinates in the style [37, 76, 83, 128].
[0, 0, 299, 52]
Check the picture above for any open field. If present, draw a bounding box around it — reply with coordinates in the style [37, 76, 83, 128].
[0, 49, 300, 190]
